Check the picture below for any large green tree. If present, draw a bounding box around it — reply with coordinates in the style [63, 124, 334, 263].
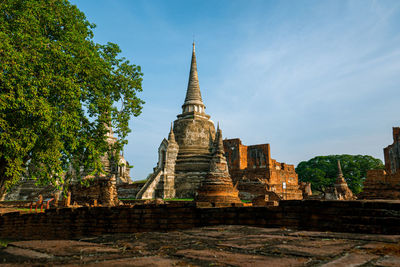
[296, 155, 384, 194]
[0, 0, 144, 199]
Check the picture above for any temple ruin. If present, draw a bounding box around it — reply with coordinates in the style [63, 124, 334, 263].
[334, 160, 355, 200]
[137, 43, 232, 200]
[359, 127, 400, 199]
[223, 138, 303, 201]
[136, 43, 306, 202]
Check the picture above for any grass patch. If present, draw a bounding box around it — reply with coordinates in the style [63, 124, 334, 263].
[132, 179, 147, 184]
[241, 200, 251, 203]
[0, 239, 11, 248]
[164, 198, 194, 201]
[16, 208, 32, 212]
[119, 198, 194, 201]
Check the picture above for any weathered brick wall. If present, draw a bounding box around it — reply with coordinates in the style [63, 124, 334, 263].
[70, 177, 118, 206]
[223, 138, 302, 200]
[384, 127, 400, 175]
[360, 170, 400, 199]
[0, 204, 198, 240]
[1, 200, 400, 240]
[360, 127, 400, 200]
[223, 138, 248, 169]
[366, 169, 388, 184]
[279, 200, 400, 234]
[246, 144, 270, 169]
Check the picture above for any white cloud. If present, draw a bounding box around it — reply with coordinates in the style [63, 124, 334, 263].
[204, 0, 400, 168]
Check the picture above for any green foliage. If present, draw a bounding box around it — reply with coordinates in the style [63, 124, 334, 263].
[296, 155, 384, 194]
[16, 208, 32, 212]
[132, 179, 147, 184]
[163, 198, 194, 201]
[119, 198, 194, 201]
[0, 239, 11, 248]
[0, 0, 144, 198]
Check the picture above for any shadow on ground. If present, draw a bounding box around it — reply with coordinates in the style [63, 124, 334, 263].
[1, 225, 400, 266]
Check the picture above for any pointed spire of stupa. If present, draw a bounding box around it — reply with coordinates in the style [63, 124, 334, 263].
[336, 160, 346, 184]
[335, 159, 354, 200]
[168, 122, 176, 142]
[182, 42, 205, 114]
[214, 122, 225, 156]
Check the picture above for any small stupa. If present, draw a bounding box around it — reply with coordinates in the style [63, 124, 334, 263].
[334, 160, 355, 200]
[195, 124, 242, 204]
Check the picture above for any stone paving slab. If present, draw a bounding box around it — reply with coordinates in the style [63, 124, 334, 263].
[60, 256, 189, 267]
[8, 240, 120, 256]
[217, 241, 267, 249]
[175, 249, 309, 267]
[375, 255, 400, 266]
[321, 252, 379, 266]
[1, 225, 400, 266]
[288, 231, 400, 243]
[3, 246, 53, 259]
[273, 242, 356, 258]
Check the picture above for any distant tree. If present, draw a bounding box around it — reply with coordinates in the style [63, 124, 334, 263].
[0, 0, 144, 199]
[296, 155, 384, 194]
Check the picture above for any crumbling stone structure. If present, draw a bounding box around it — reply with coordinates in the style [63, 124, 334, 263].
[102, 125, 132, 185]
[333, 160, 355, 200]
[4, 178, 58, 202]
[384, 127, 400, 175]
[69, 125, 129, 206]
[299, 182, 312, 198]
[137, 43, 218, 199]
[252, 191, 281, 207]
[195, 125, 242, 204]
[359, 127, 400, 199]
[70, 176, 119, 206]
[223, 138, 303, 201]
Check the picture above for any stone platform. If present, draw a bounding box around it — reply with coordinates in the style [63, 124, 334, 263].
[1, 225, 400, 266]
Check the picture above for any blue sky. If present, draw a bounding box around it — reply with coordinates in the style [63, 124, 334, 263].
[71, 0, 400, 180]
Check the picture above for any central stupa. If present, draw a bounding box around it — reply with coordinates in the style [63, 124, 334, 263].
[137, 43, 218, 199]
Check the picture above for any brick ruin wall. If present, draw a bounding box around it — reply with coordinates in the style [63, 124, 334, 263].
[2, 200, 400, 239]
[361, 169, 400, 199]
[223, 139, 302, 200]
[360, 127, 400, 199]
[70, 178, 118, 206]
[384, 127, 400, 175]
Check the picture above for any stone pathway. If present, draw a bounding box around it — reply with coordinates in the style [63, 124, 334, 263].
[1, 225, 400, 266]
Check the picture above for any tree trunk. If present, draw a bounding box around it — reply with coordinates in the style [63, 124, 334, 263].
[0, 179, 7, 201]
[0, 158, 10, 201]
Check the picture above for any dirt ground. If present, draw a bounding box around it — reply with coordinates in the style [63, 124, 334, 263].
[1, 224, 400, 266]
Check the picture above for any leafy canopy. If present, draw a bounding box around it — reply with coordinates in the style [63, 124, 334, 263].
[0, 0, 144, 197]
[296, 155, 384, 194]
